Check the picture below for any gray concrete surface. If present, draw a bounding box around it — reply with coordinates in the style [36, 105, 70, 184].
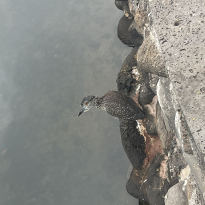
[149, 0, 205, 156]
[115, 0, 205, 204]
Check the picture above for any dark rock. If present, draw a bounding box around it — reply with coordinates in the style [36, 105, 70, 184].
[117, 15, 143, 47]
[126, 169, 148, 201]
[117, 47, 142, 97]
[115, 0, 132, 19]
[117, 15, 133, 46]
[139, 200, 150, 205]
[120, 47, 139, 72]
[120, 120, 146, 169]
[115, 0, 128, 10]
[117, 47, 154, 97]
[117, 71, 138, 97]
[138, 83, 155, 107]
[147, 153, 171, 205]
[128, 24, 143, 47]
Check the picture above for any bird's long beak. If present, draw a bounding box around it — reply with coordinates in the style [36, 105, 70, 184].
[78, 107, 85, 116]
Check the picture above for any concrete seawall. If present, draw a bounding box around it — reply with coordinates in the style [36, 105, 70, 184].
[115, 0, 205, 204]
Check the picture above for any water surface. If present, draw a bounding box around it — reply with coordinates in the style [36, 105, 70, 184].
[0, 0, 137, 204]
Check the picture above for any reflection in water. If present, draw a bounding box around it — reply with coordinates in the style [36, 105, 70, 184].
[0, 0, 137, 204]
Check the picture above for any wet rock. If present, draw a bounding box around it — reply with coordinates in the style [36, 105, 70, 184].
[120, 120, 146, 169]
[126, 168, 149, 201]
[138, 83, 155, 107]
[128, 24, 143, 47]
[117, 15, 143, 47]
[147, 153, 170, 205]
[117, 71, 138, 97]
[117, 47, 142, 97]
[117, 47, 154, 97]
[115, 0, 132, 19]
[139, 200, 150, 205]
[117, 15, 134, 46]
[119, 47, 139, 73]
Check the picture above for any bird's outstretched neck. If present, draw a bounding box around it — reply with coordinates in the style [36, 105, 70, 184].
[94, 97, 104, 109]
[79, 91, 145, 120]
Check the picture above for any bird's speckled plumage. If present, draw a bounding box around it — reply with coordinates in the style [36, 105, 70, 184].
[78, 91, 145, 120]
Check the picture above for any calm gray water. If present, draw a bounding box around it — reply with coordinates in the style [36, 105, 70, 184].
[0, 0, 137, 204]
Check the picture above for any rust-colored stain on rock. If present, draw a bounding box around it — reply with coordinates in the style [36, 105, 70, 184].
[141, 118, 164, 168]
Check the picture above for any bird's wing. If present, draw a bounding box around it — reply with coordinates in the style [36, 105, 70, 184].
[104, 91, 144, 119]
[105, 102, 134, 119]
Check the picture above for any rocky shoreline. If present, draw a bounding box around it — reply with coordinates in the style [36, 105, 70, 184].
[115, 0, 205, 204]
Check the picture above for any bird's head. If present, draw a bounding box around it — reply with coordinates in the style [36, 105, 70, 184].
[78, 95, 96, 116]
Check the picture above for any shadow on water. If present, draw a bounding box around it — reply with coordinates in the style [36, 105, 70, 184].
[0, 0, 138, 204]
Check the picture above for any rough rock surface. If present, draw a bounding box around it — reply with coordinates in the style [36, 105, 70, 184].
[165, 181, 188, 205]
[117, 15, 134, 46]
[117, 15, 143, 47]
[115, 0, 205, 204]
[120, 120, 146, 169]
